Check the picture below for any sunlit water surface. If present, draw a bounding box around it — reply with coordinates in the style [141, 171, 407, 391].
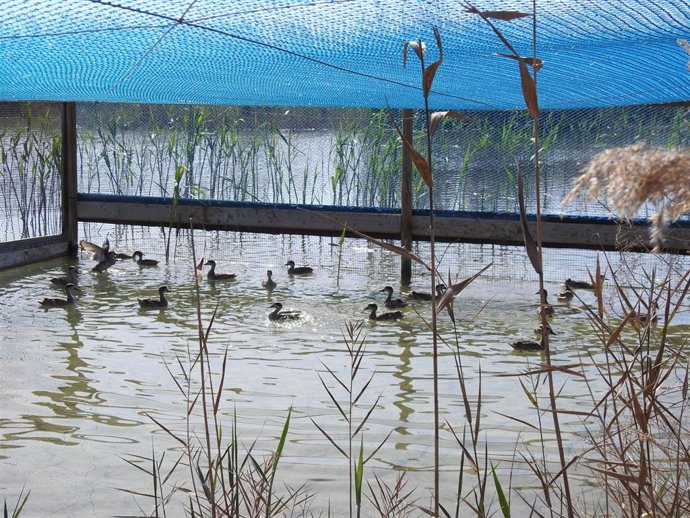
[1, 227, 688, 516]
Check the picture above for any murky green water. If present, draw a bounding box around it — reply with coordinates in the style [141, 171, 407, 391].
[1, 226, 688, 516]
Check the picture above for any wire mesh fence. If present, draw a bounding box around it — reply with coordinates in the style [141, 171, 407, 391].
[1, 101, 689, 243]
[74, 102, 690, 213]
[0, 102, 63, 241]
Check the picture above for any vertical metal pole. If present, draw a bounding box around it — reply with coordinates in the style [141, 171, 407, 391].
[62, 102, 78, 254]
[400, 109, 414, 285]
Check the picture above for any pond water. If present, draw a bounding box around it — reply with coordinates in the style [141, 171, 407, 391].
[1, 225, 688, 516]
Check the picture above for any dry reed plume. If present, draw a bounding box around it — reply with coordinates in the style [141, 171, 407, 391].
[562, 142, 690, 251]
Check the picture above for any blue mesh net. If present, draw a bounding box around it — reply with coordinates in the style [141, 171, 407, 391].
[1, 0, 689, 109]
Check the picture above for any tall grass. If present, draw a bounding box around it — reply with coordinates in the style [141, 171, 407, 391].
[578, 258, 690, 518]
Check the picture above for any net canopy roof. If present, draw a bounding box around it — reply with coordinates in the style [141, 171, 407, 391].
[1, 0, 689, 111]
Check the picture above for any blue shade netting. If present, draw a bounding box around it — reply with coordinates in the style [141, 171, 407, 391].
[0, 0, 689, 110]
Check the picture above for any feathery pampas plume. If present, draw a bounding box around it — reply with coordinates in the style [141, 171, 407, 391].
[562, 143, 690, 251]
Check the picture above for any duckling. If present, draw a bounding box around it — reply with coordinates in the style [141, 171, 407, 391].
[364, 303, 403, 321]
[556, 288, 575, 302]
[51, 266, 79, 287]
[205, 260, 236, 281]
[138, 285, 170, 308]
[40, 283, 79, 307]
[380, 286, 407, 309]
[409, 284, 447, 301]
[268, 302, 302, 321]
[79, 237, 110, 263]
[536, 289, 555, 317]
[92, 251, 117, 273]
[262, 270, 277, 291]
[133, 251, 159, 267]
[285, 260, 313, 275]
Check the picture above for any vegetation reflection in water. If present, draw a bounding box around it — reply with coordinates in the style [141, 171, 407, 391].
[0, 228, 688, 516]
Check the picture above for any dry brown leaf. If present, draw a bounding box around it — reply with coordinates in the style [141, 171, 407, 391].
[390, 112, 432, 187]
[631, 395, 648, 435]
[518, 57, 539, 119]
[517, 166, 542, 274]
[422, 27, 443, 97]
[496, 52, 543, 72]
[465, 8, 530, 21]
[429, 110, 476, 137]
[403, 40, 425, 67]
[436, 263, 492, 313]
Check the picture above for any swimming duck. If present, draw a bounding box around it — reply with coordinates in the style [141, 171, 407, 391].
[92, 251, 117, 273]
[285, 260, 313, 275]
[556, 288, 575, 302]
[380, 286, 407, 309]
[536, 289, 555, 317]
[268, 302, 302, 321]
[138, 285, 170, 308]
[79, 238, 110, 263]
[534, 322, 556, 339]
[364, 303, 403, 321]
[262, 270, 277, 291]
[51, 266, 79, 287]
[132, 251, 159, 267]
[511, 323, 553, 351]
[40, 283, 79, 307]
[629, 302, 659, 327]
[510, 337, 545, 351]
[409, 284, 447, 301]
[205, 260, 236, 281]
[564, 278, 595, 291]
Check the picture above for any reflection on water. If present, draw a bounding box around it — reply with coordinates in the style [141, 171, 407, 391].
[0, 227, 688, 515]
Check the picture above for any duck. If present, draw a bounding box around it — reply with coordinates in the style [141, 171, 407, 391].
[51, 266, 79, 287]
[536, 289, 555, 317]
[510, 337, 545, 351]
[511, 324, 554, 351]
[556, 288, 575, 302]
[285, 260, 313, 275]
[380, 286, 407, 309]
[115, 252, 133, 260]
[205, 260, 236, 281]
[364, 303, 403, 321]
[262, 270, 277, 291]
[92, 250, 117, 273]
[268, 302, 302, 321]
[40, 283, 79, 307]
[132, 251, 159, 267]
[79, 237, 110, 263]
[534, 322, 556, 339]
[138, 285, 170, 308]
[564, 278, 596, 291]
[629, 302, 659, 327]
[409, 284, 447, 301]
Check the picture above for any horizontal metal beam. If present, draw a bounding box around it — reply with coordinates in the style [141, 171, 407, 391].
[76, 195, 690, 254]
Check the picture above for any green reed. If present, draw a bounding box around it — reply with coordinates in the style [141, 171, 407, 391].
[0, 104, 61, 239]
[312, 320, 394, 518]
